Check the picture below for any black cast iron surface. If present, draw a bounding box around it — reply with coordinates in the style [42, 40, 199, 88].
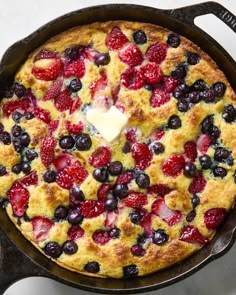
[0, 2, 236, 294]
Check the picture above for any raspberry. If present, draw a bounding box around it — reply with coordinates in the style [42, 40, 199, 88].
[70, 97, 82, 114]
[131, 143, 153, 170]
[32, 58, 63, 81]
[147, 184, 172, 197]
[54, 89, 73, 112]
[34, 106, 51, 123]
[80, 200, 105, 218]
[34, 48, 58, 61]
[8, 182, 29, 217]
[184, 141, 198, 162]
[92, 229, 110, 245]
[56, 170, 73, 190]
[2, 97, 32, 116]
[116, 170, 135, 184]
[97, 184, 112, 201]
[43, 80, 63, 101]
[64, 59, 85, 79]
[68, 225, 84, 241]
[89, 146, 111, 168]
[67, 161, 88, 185]
[188, 171, 206, 194]
[48, 120, 59, 134]
[150, 88, 170, 107]
[65, 120, 83, 135]
[162, 155, 185, 177]
[141, 63, 163, 84]
[118, 43, 143, 67]
[204, 208, 227, 230]
[163, 76, 178, 93]
[125, 128, 138, 143]
[32, 217, 54, 242]
[40, 136, 57, 168]
[179, 225, 209, 245]
[19, 171, 38, 187]
[197, 134, 212, 154]
[105, 26, 129, 50]
[145, 42, 168, 64]
[121, 68, 144, 90]
[123, 191, 147, 208]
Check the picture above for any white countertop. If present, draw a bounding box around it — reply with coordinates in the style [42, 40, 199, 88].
[1, 1, 236, 294]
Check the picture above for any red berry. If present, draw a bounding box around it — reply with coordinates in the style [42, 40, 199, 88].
[140, 213, 153, 236]
[92, 229, 110, 245]
[34, 106, 51, 123]
[2, 97, 32, 116]
[162, 155, 185, 177]
[56, 169, 73, 190]
[48, 120, 59, 134]
[19, 171, 38, 187]
[145, 42, 168, 64]
[116, 170, 135, 184]
[34, 49, 58, 61]
[105, 26, 129, 50]
[121, 68, 144, 90]
[184, 141, 198, 162]
[8, 182, 29, 217]
[40, 136, 57, 168]
[89, 146, 111, 168]
[123, 191, 147, 208]
[147, 184, 172, 197]
[104, 211, 118, 228]
[53, 153, 72, 171]
[32, 58, 63, 81]
[197, 134, 212, 154]
[125, 128, 138, 143]
[131, 244, 146, 256]
[163, 76, 178, 93]
[70, 97, 82, 114]
[43, 80, 63, 101]
[151, 128, 165, 140]
[141, 62, 163, 84]
[150, 88, 170, 108]
[54, 89, 73, 112]
[68, 225, 84, 241]
[89, 72, 107, 99]
[118, 43, 143, 67]
[188, 171, 206, 194]
[179, 225, 209, 245]
[131, 143, 153, 170]
[66, 161, 88, 185]
[32, 217, 54, 242]
[80, 200, 105, 218]
[65, 120, 83, 135]
[64, 59, 85, 79]
[97, 184, 112, 201]
[204, 208, 227, 230]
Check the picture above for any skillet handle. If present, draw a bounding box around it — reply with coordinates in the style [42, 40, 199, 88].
[170, 1, 236, 33]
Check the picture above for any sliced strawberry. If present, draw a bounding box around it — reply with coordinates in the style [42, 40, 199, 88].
[34, 106, 51, 123]
[188, 171, 206, 194]
[116, 170, 135, 184]
[64, 59, 85, 79]
[145, 42, 168, 64]
[123, 191, 147, 208]
[68, 225, 84, 241]
[65, 120, 84, 135]
[97, 184, 112, 202]
[56, 169, 73, 190]
[118, 43, 143, 67]
[89, 146, 111, 168]
[19, 171, 38, 187]
[163, 76, 178, 93]
[179, 225, 209, 245]
[53, 153, 72, 171]
[147, 184, 172, 197]
[32, 217, 54, 242]
[2, 97, 32, 116]
[105, 26, 129, 50]
[131, 143, 153, 170]
[204, 208, 227, 230]
[70, 97, 82, 114]
[150, 88, 170, 108]
[105, 211, 118, 228]
[92, 229, 110, 245]
[140, 213, 153, 236]
[184, 141, 197, 162]
[32, 58, 63, 81]
[40, 136, 57, 168]
[162, 155, 185, 177]
[111, 85, 120, 104]
[89, 72, 107, 99]
[48, 120, 59, 134]
[121, 68, 144, 90]
[8, 182, 29, 217]
[54, 89, 73, 112]
[66, 161, 88, 185]
[151, 128, 165, 140]
[197, 134, 212, 154]
[151, 198, 182, 226]
[141, 62, 163, 84]
[34, 49, 58, 61]
[80, 200, 105, 218]
[43, 80, 63, 101]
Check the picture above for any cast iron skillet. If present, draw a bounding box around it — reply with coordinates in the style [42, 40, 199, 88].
[0, 2, 236, 294]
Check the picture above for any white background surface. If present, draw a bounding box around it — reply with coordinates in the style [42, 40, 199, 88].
[0, 0, 236, 294]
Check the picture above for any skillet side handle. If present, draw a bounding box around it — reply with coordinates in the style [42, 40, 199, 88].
[169, 1, 236, 33]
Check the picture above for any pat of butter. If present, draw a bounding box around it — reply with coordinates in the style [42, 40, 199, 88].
[86, 106, 128, 142]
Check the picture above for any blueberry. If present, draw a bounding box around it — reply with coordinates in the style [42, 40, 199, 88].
[131, 244, 145, 256]
[144, 84, 154, 92]
[94, 53, 110, 66]
[122, 141, 131, 153]
[153, 229, 169, 245]
[4, 86, 14, 98]
[135, 173, 150, 188]
[129, 211, 141, 225]
[59, 136, 75, 149]
[21, 162, 31, 174]
[0, 198, 9, 209]
[67, 78, 82, 92]
[14, 82, 26, 98]
[13, 140, 22, 153]
[108, 161, 123, 176]
[75, 133, 92, 151]
[84, 261, 100, 273]
[199, 155, 212, 169]
[12, 111, 23, 123]
[11, 125, 22, 137]
[186, 210, 196, 222]
[93, 167, 109, 183]
[105, 196, 118, 211]
[167, 33, 180, 48]
[63, 240, 78, 255]
[12, 163, 22, 174]
[168, 115, 182, 129]
[0, 165, 6, 176]
[191, 79, 208, 91]
[191, 194, 200, 208]
[137, 233, 149, 246]
[54, 205, 68, 220]
[64, 45, 82, 62]
[25, 149, 38, 161]
[133, 30, 147, 44]
[43, 170, 56, 183]
[201, 89, 215, 103]
[186, 51, 200, 65]
[173, 83, 189, 99]
[183, 162, 197, 178]
[222, 105, 236, 123]
[177, 99, 190, 112]
[150, 141, 165, 155]
[188, 91, 201, 104]
[20, 133, 31, 147]
[210, 125, 220, 141]
[213, 166, 227, 178]
[44, 242, 62, 258]
[171, 64, 187, 79]
[109, 227, 120, 239]
[0, 131, 11, 145]
[123, 264, 139, 278]
[68, 208, 83, 225]
[201, 115, 214, 134]
[214, 147, 230, 162]
[213, 82, 226, 97]
[70, 186, 85, 202]
[113, 184, 128, 199]
[25, 112, 35, 120]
